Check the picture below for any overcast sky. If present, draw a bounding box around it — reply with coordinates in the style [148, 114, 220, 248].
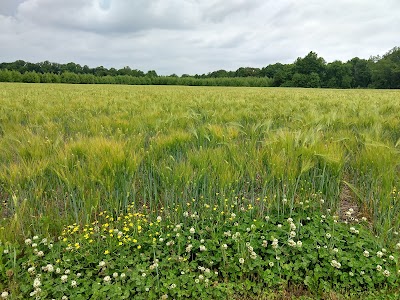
[0, 0, 399, 75]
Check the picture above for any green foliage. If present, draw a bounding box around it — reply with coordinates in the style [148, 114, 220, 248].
[1, 200, 399, 299]
[0, 46, 399, 88]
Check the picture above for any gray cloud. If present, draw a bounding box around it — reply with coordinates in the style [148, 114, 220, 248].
[0, 0, 24, 15]
[0, 0, 399, 75]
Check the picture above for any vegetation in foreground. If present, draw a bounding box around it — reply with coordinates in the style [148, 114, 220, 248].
[1, 198, 400, 299]
[0, 84, 400, 298]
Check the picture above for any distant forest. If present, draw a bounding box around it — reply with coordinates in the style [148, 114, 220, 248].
[0, 47, 399, 88]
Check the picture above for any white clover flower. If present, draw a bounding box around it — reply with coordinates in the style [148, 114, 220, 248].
[159, 238, 164, 242]
[142, 273, 146, 277]
[166, 241, 174, 246]
[186, 244, 193, 252]
[376, 265, 383, 272]
[198, 275, 204, 281]
[156, 216, 162, 222]
[320, 199, 325, 204]
[33, 278, 41, 288]
[61, 275, 68, 283]
[265, 216, 270, 221]
[282, 198, 288, 204]
[287, 218, 293, 223]
[331, 260, 341, 269]
[231, 213, 236, 218]
[377, 251, 384, 258]
[204, 268, 210, 274]
[321, 215, 326, 219]
[120, 273, 126, 279]
[199, 245, 206, 251]
[222, 244, 228, 250]
[288, 239, 296, 247]
[33, 236, 39, 240]
[276, 256, 280, 261]
[183, 211, 189, 217]
[290, 231, 296, 238]
[389, 255, 395, 260]
[25, 239, 32, 245]
[200, 239, 205, 243]
[113, 272, 118, 278]
[224, 231, 231, 237]
[239, 258, 245, 264]
[382, 248, 387, 253]
[396, 243, 400, 250]
[71, 280, 77, 288]
[360, 271, 365, 275]
[247, 245, 253, 252]
[189, 227, 195, 234]
[103, 275, 111, 283]
[326, 233, 331, 239]
[277, 224, 282, 228]
[297, 241, 303, 247]
[349, 272, 354, 276]
[290, 223, 296, 230]
[195, 279, 200, 284]
[363, 250, 370, 257]
[250, 252, 257, 259]
[61, 296, 68, 300]
[1, 291, 9, 299]
[333, 248, 338, 253]
[272, 239, 279, 249]
[55, 268, 61, 274]
[383, 270, 390, 277]
[262, 240, 268, 247]
[32, 243, 38, 248]
[28, 267, 36, 275]
[269, 261, 274, 267]
[64, 269, 70, 274]
[46, 264, 54, 272]
[169, 284, 176, 289]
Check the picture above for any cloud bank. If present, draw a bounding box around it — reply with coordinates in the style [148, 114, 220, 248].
[0, 0, 399, 75]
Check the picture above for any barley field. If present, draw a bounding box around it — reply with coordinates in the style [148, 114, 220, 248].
[0, 83, 399, 240]
[0, 83, 400, 298]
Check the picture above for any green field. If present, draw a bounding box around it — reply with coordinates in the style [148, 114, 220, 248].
[1, 83, 400, 298]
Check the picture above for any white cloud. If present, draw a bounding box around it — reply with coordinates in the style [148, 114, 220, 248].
[0, 0, 399, 75]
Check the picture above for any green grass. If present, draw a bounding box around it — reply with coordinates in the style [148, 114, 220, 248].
[0, 83, 400, 298]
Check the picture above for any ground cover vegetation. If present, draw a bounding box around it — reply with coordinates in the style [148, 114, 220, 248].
[0, 47, 399, 88]
[0, 84, 400, 298]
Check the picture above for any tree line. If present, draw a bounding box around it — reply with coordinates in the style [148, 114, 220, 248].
[0, 47, 399, 88]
